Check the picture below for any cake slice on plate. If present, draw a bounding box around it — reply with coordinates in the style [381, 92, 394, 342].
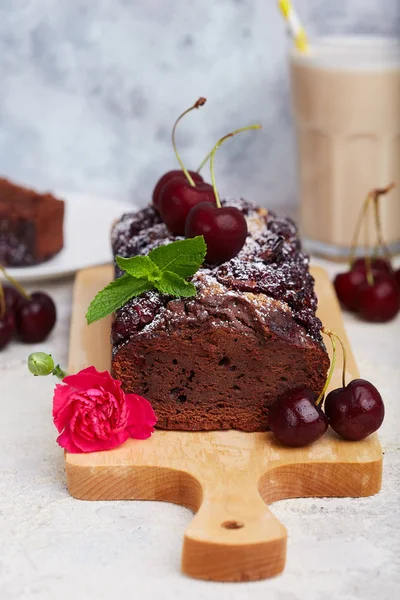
[0, 177, 64, 267]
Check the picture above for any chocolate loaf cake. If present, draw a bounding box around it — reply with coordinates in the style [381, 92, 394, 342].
[111, 198, 329, 432]
[0, 177, 64, 266]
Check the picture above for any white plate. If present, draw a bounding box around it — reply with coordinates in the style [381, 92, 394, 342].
[5, 192, 137, 282]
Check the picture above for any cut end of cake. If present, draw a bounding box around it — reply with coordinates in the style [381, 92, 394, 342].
[110, 197, 329, 432]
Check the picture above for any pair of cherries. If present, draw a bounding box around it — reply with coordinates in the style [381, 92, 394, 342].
[0, 277, 56, 350]
[334, 258, 400, 322]
[153, 169, 247, 264]
[268, 330, 384, 447]
[151, 99, 257, 264]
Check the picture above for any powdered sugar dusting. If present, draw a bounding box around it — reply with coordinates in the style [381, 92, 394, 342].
[111, 198, 324, 348]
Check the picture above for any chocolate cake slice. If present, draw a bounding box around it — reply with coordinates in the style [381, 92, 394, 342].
[110, 199, 329, 432]
[0, 177, 64, 266]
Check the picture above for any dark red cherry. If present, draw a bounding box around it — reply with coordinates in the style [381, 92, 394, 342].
[268, 387, 329, 447]
[0, 310, 16, 350]
[159, 178, 215, 235]
[152, 170, 203, 210]
[357, 274, 400, 322]
[351, 257, 393, 276]
[334, 269, 367, 311]
[334, 258, 394, 312]
[16, 292, 56, 343]
[395, 268, 400, 289]
[325, 378, 384, 441]
[3, 285, 25, 312]
[185, 202, 248, 264]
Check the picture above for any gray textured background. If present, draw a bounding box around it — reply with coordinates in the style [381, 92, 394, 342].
[0, 0, 399, 208]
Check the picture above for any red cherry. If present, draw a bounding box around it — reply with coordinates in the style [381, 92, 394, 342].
[185, 202, 248, 264]
[268, 387, 328, 447]
[16, 292, 56, 343]
[334, 258, 394, 312]
[3, 285, 25, 312]
[395, 268, 400, 288]
[0, 310, 16, 350]
[325, 378, 384, 441]
[158, 178, 215, 235]
[334, 269, 367, 311]
[152, 170, 203, 210]
[357, 274, 400, 322]
[351, 257, 393, 276]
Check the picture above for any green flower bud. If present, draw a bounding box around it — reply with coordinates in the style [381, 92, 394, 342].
[28, 352, 55, 376]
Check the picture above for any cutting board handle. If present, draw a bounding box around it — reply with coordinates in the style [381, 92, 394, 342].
[181, 477, 287, 582]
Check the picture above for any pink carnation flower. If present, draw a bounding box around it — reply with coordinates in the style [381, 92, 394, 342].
[53, 366, 157, 453]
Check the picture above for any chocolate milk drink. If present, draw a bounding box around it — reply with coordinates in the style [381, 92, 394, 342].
[290, 37, 400, 259]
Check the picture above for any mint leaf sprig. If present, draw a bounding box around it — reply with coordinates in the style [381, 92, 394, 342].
[86, 236, 207, 325]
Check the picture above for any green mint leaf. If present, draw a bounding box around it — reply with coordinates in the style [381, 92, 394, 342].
[86, 274, 152, 325]
[116, 255, 161, 283]
[148, 236, 206, 278]
[155, 271, 197, 297]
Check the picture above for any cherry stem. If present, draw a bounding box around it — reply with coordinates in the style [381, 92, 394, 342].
[0, 265, 30, 300]
[372, 183, 395, 265]
[316, 328, 337, 405]
[196, 149, 212, 174]
[348, 183, 395, 286]
[349, 192, 371, 269]
[172, 97, 207, 187]
[209, 124, 262, 209]
[0, 281, 5, 319]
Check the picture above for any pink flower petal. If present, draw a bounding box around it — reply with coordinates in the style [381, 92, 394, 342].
[53, 384, 77, 432]
[72, 429, 129, 453]
[56, 427, 82, 453]
[125, 394, 157, 440]
[63, 367, 123, 396]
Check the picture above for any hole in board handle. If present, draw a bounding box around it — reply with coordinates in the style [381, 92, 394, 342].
[221, 520, 244, 530]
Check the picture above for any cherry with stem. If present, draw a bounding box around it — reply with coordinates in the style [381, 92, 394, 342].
[334, 183, 399, 320]
[0, 266, 56, 344]
[322, 328, 385, 441]
[152, 98, 206, 209]
[185, 125, 261, 264]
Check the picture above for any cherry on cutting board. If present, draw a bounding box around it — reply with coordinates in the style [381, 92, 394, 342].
[16, 291, 57, 343]
[268, 387, 328, 447]
[357, 274, 400, 322]
[395, 268, 400, 288]
[267, 327, 385, 447]
[325, 379, 384, 441]
[152, 170, 203, 210]
[185, 202, 248, 264]
[185, 125, 261, 264]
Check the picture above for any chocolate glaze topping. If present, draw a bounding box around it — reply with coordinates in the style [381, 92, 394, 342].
[111, 198, 323, 349]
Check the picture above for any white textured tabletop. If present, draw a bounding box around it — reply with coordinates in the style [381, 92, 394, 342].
[1, 259, 399, 600]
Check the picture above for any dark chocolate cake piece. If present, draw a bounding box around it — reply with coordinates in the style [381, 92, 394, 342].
[110, 199, 329, 432]
[0, 177, 64, 267]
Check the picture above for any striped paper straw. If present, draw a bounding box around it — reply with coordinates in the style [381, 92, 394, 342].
[278, 0, 309, 53]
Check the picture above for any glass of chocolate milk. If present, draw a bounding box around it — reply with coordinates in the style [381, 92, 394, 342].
[290, 37, 400, 259]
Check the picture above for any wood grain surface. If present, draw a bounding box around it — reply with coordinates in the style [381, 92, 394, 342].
[66, 265, 382, 582]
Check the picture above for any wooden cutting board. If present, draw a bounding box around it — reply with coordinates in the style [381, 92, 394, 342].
[66, 265, 382, 582]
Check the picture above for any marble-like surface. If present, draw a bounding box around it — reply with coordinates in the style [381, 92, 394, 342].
[0, 259, 399, 600]
[0, 0, 399, 208]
